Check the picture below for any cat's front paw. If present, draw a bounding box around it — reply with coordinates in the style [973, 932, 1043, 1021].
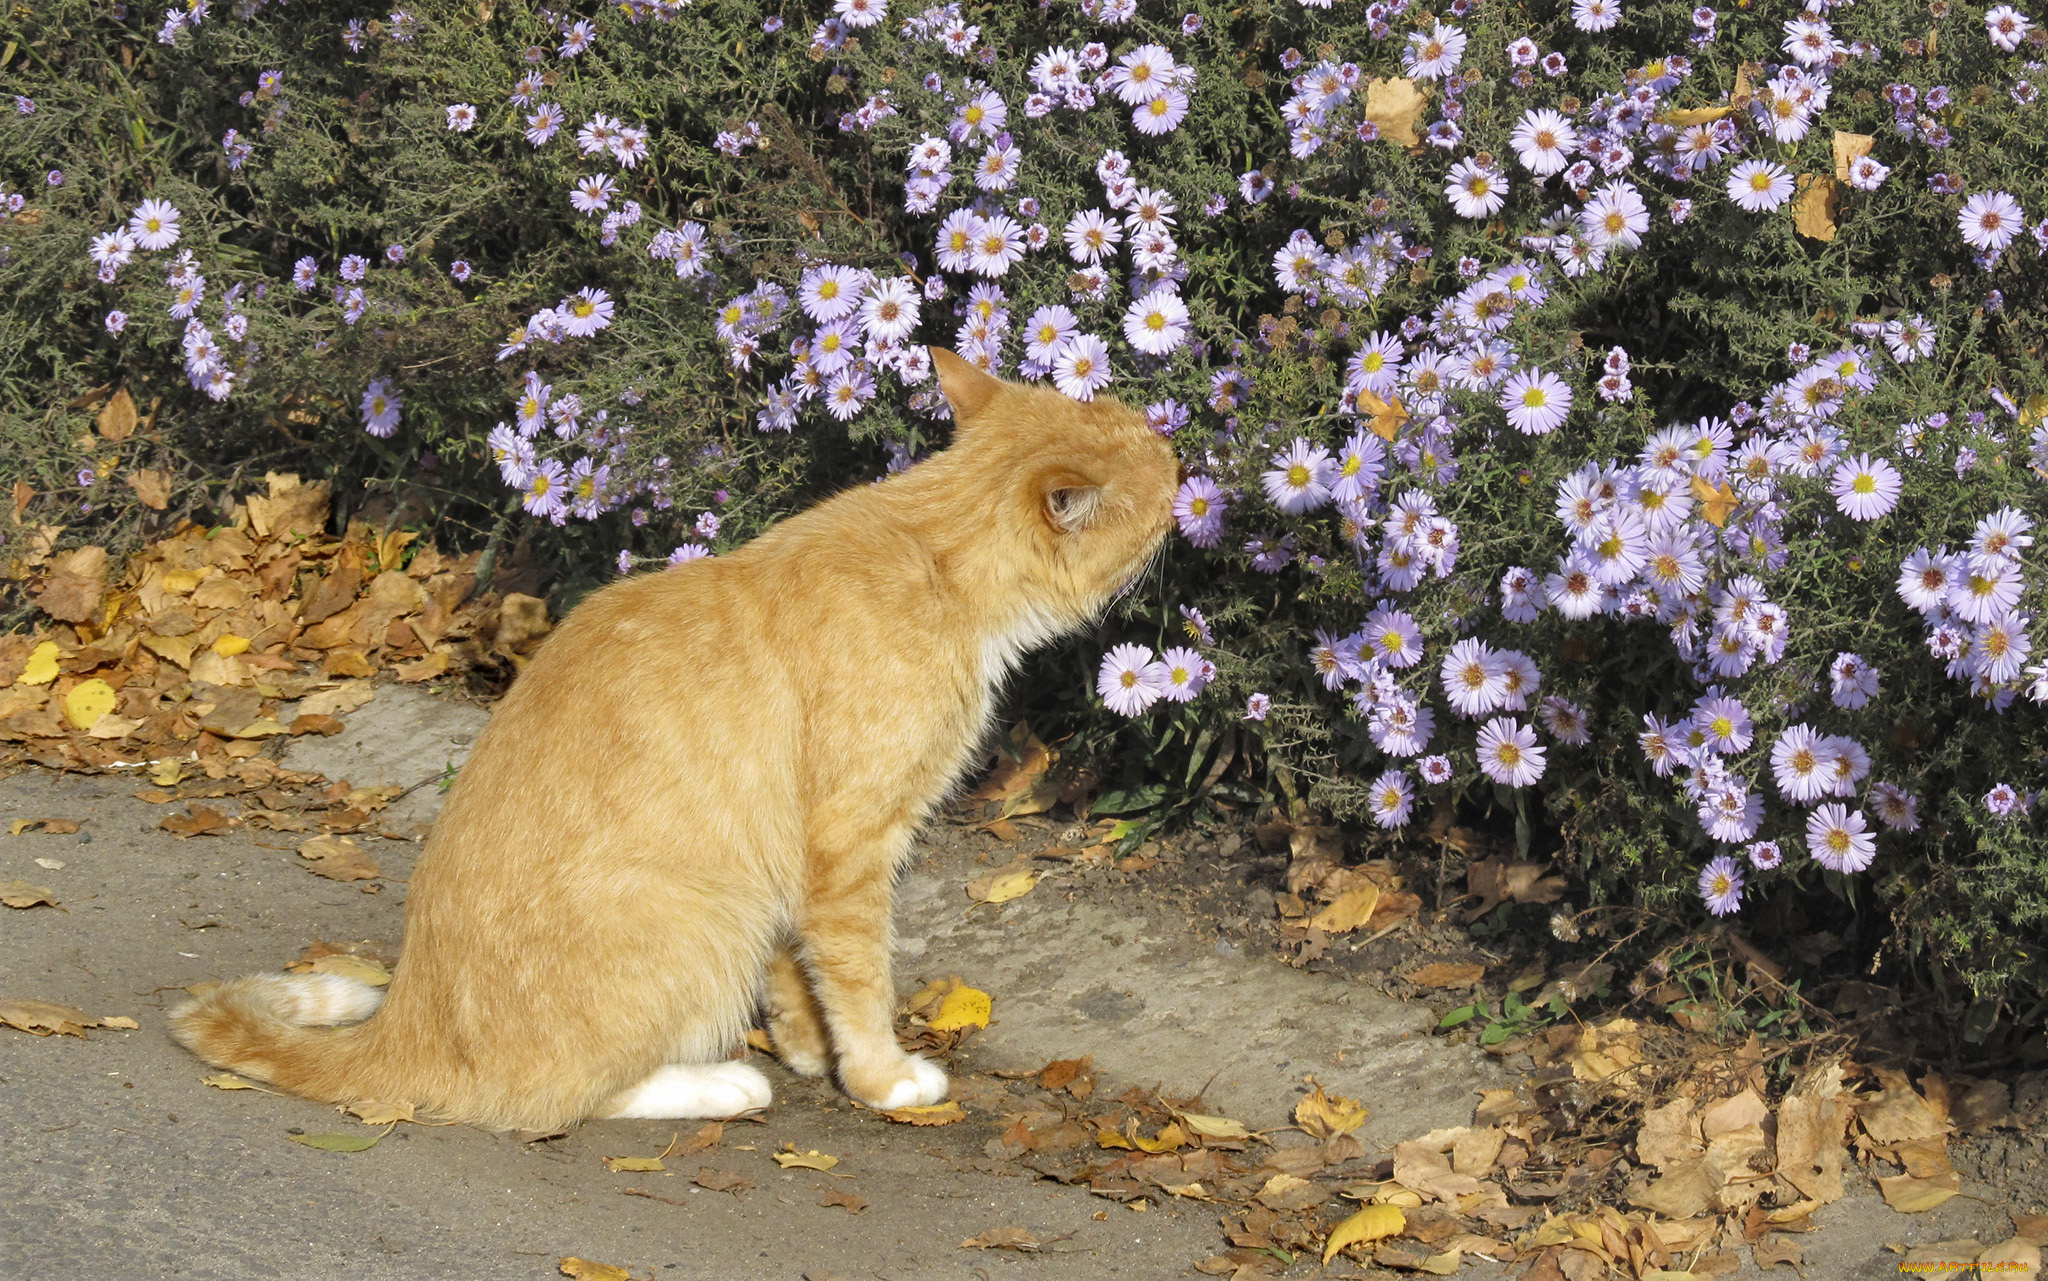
[848, 1054, 949, 1111]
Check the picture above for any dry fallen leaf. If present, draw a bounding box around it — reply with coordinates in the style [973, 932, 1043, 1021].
[881, 1101, 966, 1126]
[773, 1146, 840, 1172]
[605, 1155, 666, 1173]
[0, 997, 102, 1037]
[1359, 389, 1411, 442]
[1325, 1204, 1407, 1262]
[203, 1072, 266, 1091]
[61, 678, 117, 730]
[692, 1166, 753, 1193]
[1296, 1085, 1370, 1140]
[298, 835, 380, 882]
[817, 1188, 868, 1214]
[1309, 885, 1381, 933]
[97, 388, 138, 441]
[559, 1258, 633, 1281]
[1878, 1171, 1961, 1213]
[347, 1100, 417, 1125]
[0, 881, 60, 909]
[305, 953, 392, 986]
[1977, 1236, 2042, 1276]
[1179, 1112, 1253, 1141]
[1365, 76, 1428, 148]
[961, 1226, 1041, 1252]
[1831, 130, 1875, 181]
[966, 867, 1038, 906]
[127, 468, 172, 510]
[927, 985, 991, 1032]
[297, 681, 376, 718]
[18, 641, 61, 686]
[161, 806, 234, 838]
[1409, 962, 1487, 988]
[1793, 173, 1840, 241]
[1256, 1173, 1328, 1212]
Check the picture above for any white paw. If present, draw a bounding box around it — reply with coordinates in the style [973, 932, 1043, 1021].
[605, 1061, 773, 1120]
[872, 1056, 950, 1110]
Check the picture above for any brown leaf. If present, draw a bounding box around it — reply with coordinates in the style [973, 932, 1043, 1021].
[1877, 1171, 1960, 1213]
[298, 835, 380, 882]
[290, 713, 346, 736]
[1752, 1235, 1803, 1272]
[692, 1167, 752, 1194]
[1465, 858, 1566, 921]
[36, 571, 105, 625]
[0, 881, 60, 909]
[961, 1226, 1041, 1252]
[1408, 962, 1487, 988]
[1856, 1068, 1948, 1145]
[161, 805, 234, 838]
[0, 997, 103, 1037]
[2013, 1213, 2048, 1247]
[678, 1122, 723, 1155]
[97, 389, 138, 441]
[1793, 173, 1839, 241]
[817, 1188, 868, 1214]
[126, 469, 172, 510]
[1039, 1056, 1093, 1093]
[245, 473, 331, 542]
[1978, 1236, 2043, 1276]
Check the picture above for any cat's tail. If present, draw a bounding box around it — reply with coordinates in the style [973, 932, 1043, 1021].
[167, 972, 394, 1102]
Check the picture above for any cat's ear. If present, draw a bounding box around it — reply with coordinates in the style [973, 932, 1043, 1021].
[930, 346, 1002, 424]
[1043, 478, 1105, 533]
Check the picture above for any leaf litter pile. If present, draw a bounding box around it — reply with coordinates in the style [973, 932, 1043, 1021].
[7, 486, 2044, 1277]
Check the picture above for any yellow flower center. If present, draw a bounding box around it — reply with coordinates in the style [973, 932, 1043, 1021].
[1287, 463, 1311, 487]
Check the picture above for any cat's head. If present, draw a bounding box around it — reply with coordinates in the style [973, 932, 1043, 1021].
[928, 347, 1177, 619]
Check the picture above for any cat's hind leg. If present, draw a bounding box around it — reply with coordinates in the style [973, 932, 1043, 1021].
[763, 944, 832, 1078]
[601, 1061, 772, 1120]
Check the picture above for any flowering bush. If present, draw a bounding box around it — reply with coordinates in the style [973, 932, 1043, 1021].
[6, 0, 2047, 1020]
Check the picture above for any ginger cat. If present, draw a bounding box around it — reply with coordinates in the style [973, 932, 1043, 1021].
[170, 349, 1175, 1131]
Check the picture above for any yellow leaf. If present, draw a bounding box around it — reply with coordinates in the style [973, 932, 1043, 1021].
[203, 1073, 263, 1091]
[306, 953, 392, 986]
[1308, 885, 1382, 933]
[1163, 1182, 1209, 1199]
[347, 1100, 416, 1125]
[18, 641, 60, 686]
[1689, 476, 1739, 527]
[8, 820, 30, 836]
[1793, 173, 1840, 241]
[967, 868, 1038, 906]
[1297, 1086, 1371, 1139]
[1132, 1122, 1190, 1153]
[149, 759, 185, 787]
[1417, 1249, 1464, 1275]
[212, 633, 252, 657]
[101, 1015, 140, 1029]
[559, 1259, 633, 1281]
[1178, 1112, 1252, 1140]
[62, 678, 117, 730]
[605, 1155, 666, 1173]
[229, 717, 290, 739]
[1095, 1127, 1136, 1150]
[881, 1101, 967, 1125]
[773, 1147, 840, 1172]
[158, 568, 205, 595]
[1359, 389, 1411, 442]
[928, 985, 992, 1032]
[1365, 76, 1428, 148]
[1659, 105, 1734, 126]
